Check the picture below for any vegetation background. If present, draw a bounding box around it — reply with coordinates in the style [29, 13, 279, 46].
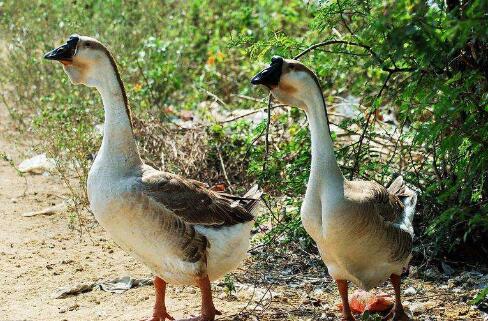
[0, 0, 486, 305]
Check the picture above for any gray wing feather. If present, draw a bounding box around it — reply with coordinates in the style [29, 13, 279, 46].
[140, 166, 258, 226]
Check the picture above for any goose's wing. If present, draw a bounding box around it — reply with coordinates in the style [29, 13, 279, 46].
[369, 181, 405, 223]
[140, 167, 259, 226]
[345, 179, 414, 262]
[345, 180, 404, 224]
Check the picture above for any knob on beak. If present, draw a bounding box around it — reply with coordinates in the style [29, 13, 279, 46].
[271, 56, 283, 64]
[250, 56, 284, 87]
[44, 34, 80, 61]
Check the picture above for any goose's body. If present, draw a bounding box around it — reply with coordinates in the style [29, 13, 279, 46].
[88, 164, 254, 285]
[302, 179, 415, 290]
[46, 35, 260, 321]
[252, 57, 416, 321]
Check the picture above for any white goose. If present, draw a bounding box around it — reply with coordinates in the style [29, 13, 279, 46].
[44, 35, 261, 321]
[251, 57, 417, 321]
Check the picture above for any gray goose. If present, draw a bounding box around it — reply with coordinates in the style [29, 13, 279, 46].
[251, 57, 417, 321]
[44, 35, 261, 321]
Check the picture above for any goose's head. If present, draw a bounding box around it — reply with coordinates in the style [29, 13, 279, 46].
[44, 35, 114, 87]
[251, 56, 321, 110]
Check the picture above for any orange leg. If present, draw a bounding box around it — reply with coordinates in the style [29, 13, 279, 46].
[141, 276, 174, 321]
[180, 275, 221, 321]
[336, 279, 356, 321]
[383, 274, 410, 321]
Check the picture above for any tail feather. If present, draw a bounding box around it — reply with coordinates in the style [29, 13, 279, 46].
[239, 184, 262, 215]
[223, 184, 262, 216]
[388, 176, 417, 225]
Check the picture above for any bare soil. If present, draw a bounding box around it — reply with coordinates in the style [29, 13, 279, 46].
[0, 103, 485, 321]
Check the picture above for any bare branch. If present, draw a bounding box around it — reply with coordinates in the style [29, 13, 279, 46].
[195, 85, 227, 107]
[350, 71, 392, 179]
[217, 146, 233, 192]
[262, 94, 273, 172]
[294, 40, 380, 61]
[293, 39, 417, 73]
[219, 104, 287, 124]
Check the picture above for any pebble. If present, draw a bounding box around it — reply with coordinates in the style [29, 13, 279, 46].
[404, 286, 417, 296]
[68, 303, 79, 311]
[408, 301, 435, 315]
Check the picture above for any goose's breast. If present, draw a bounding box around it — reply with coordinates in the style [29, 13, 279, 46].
[317, 215, 409, 290]
[87, 173, 204, 285]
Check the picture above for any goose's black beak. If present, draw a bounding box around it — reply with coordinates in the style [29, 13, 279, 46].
[251, 56, 283, 88]
[44, 34, 80, 62]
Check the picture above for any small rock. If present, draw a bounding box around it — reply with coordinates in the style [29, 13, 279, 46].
[409, 265, 419, 278]
[404, 286, 417, 296]
[408, 301, 435, 315]
[313, 288, 324, 296]
[423, 266, 442, 280]
[18, 153, 56, 174]
[68, 304, 79, 311]
[441, 262, 455, 276]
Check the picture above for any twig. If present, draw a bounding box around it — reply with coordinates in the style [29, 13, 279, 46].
[350, 71, 392, 179]
[262, 94, 273, 173]
[231, 94, 267, 103]
[293, 39, 417, 74]
[314, 49, 370, 57]
[338, 0, 356, 38]
[219, 104, 287, 124]
[195, 85, 227, 107]
[244, 124, 267, 159]
[294, 39, 380, 61]
[217, 146, 233, 192]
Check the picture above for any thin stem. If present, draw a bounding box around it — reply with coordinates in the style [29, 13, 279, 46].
[350, 71, 392, 179]
[262, 94, 273, 173]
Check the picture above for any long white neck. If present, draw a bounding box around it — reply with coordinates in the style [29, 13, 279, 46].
[303, 85, 344, 195]
[94, 63, 142, 172]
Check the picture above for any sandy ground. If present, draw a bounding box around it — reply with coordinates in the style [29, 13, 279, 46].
[0, 101, 486, 321]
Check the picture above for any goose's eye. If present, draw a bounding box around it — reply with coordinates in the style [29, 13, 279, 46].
[289, 64, 295, 70]
[85, 43, 91, 48]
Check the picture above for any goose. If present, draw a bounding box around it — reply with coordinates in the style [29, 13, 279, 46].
[44, 35, 261, 321]
[251, 57, 417, 321]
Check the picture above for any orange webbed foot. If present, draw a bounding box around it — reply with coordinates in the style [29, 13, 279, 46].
[141, 310, 175, 321]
